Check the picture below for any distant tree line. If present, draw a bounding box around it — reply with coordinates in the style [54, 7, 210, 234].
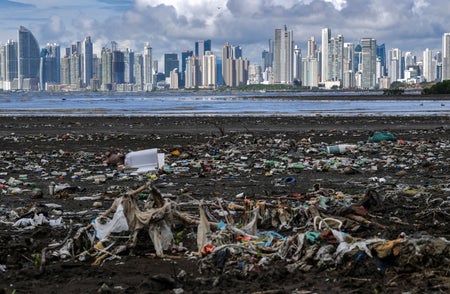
[422, 80, 450, 95]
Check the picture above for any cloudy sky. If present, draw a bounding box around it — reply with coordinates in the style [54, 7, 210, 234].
[0, 0, 448, 68]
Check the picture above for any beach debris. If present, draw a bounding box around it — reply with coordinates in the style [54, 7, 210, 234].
[1, 129, 450, 293]
[124, 148, 165, 173]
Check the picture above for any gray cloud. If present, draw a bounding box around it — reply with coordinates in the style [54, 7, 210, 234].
[1, 0, 449, 64]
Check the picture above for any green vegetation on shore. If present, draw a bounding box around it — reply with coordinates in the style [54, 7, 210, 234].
[422, 80, 450, 95]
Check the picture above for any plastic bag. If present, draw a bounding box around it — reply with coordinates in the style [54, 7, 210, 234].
[197, 204, 211, 252]
[92, 203, 129, 239]
[149, 220, 173, 256]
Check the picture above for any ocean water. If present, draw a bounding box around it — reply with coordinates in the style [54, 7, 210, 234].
[0, 91, 449, 116]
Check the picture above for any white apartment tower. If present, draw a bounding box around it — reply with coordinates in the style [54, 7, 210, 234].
[307, 36, 316, 58]
[442, 33, 450, 81]
[423, 48, 436, 82]
[202, 51, 216, 88]
[302, 57, 318, 88]
[273, 26, 293, 84]
[328, 34, 344, 83]
[321, 28, 331, 83]
[343, 43, 355, 89]
[388, 48, 402, 82]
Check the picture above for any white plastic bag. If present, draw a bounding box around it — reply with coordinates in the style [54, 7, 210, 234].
[92, 203, 129, 239]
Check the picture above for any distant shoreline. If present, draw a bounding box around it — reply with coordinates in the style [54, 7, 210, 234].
[2, 89, 450, 101]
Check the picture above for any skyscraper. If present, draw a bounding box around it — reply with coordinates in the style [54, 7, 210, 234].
[101, 47, 113, 89]
[321, 28, 331, 82]
[222, 42, 234, 87]
[360, 38, 377, 89]
[60, 55, 70, 85]
[70, 52, 81, 87]
[195, 40, 211, 59]
[273, 26, 293, 84]
[185, 55, 201, 88]
[180, 50, 193, 88]
[343, 43, 355, 89]
[39, 43, 60, 90]
[307, 36, 316, 58]
[133, 53, 143, 88]
[202, 51, 216, 87]
[423, 48, 436, 82]
[328, 34, 344, 83]
[83, 36, 93, 86]
[143, 42, 153, 91]
[112, 50, 125, 84]
[164, 53, 179, 78]
[123, 49, 134, 84]
[376, 44, 387, 76]
[443, 33, 450, 81]
[388, 48, 402, 82]
[5, 40, 18, 85]
[232, 45, 242, 59]
[293, 45, 302, 84]
[18, 26, 40, 90]
[354, 44, 362, 73]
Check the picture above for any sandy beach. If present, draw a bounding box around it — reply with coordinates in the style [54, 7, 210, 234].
[1, 115, 449, 293]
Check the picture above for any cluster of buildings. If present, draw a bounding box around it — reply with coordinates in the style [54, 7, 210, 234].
[1, 26, 450, 92]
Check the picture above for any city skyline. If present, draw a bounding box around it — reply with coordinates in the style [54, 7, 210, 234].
[0, 0, 448, 66]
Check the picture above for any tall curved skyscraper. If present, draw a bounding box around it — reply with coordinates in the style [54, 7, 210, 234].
[18, 26, 40, 89]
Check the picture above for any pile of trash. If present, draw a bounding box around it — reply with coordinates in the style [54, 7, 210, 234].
[1, 129, 450, 292]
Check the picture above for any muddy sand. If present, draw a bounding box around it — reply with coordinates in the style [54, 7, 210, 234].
[1, 115, 450, 294]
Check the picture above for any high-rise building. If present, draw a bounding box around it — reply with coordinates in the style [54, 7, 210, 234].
[248, 64, 262, 84]
[70, 52, 81, 87]
[169, 68, 179, 89]
[222, 42, 249, 87]
[181, 50, 193, 87]
[328, 34, 344, 83]
[354, 44, 362, 73]
[388, 48, 402, 82]
[360, 38, 377, 89]
[124, 49, 134, 84]
[0, 45, 5, 84]
[423, 48, 436, 82]
[302, 57, 318, 88]
[195, 40, 211, 59]
[321, 28, 331, 82]
[235, 58, 249, 86]
[133, 53, 143, 89]
[376, 44, 387, 76]
[5, 40, 18, 85]
[39, 43, 60, 90]
[273, 26, 293, 84]
[18, 26, 40, 90]
[101, 47, 113, 89]
[442, 33, 450, 81]
[202, 51, 216, 87]
[222, 42, 234, 87]
[343, 43, 355, 89]
[307, 36, 316, 59]
[293, 45, 302, 84]
[143, 42, 153, 91]
[83, 36, 93, 87]
[164, 53, 179, 78]
[232, 45, 242, 59]
[112, 50, 124, 84]
[60, 55, 70, 85]
[185, 55, 201, 88]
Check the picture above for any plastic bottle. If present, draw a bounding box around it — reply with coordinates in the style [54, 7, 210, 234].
[326, 144, 357, 154]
